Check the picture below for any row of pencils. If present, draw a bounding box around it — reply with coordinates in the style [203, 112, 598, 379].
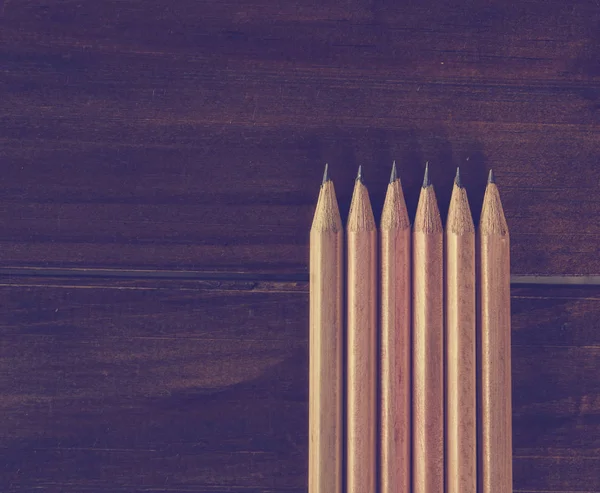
[309, 162, 512, 493]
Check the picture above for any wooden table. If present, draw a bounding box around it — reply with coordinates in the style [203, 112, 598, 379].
[1, 1, 599, 491]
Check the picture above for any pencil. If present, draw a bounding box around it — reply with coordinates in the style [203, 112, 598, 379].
[309, 164, 343, 493]
[347, 165, 377, 493]
[413, 163, 444, 493]
[380, 162, 411, 493]
[446, 168, 476, 493]
[478, 170, 512, 493]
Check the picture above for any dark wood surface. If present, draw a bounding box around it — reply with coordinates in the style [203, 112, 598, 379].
[1, 0, 599, 491]
[2, 0, 600, 275]
[1, 279, 599, 492]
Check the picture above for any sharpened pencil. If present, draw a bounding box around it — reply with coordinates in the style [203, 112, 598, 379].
[380, 161, 411, 493]
[413, 163, 444, 493]
[446, 168, 476, 493]
[309, 164, 343, 493]
[478, 170, 512, 493]
[347, 166, 377, 493]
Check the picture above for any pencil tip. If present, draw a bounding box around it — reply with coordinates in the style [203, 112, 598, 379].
[455, 167, 462, 188]
[322, 163, 330, 185]
[356, 165, 363, 183]
[390, 161, 397, 183]
[488, 169, 495, 184]
[422, 161, 430, 188]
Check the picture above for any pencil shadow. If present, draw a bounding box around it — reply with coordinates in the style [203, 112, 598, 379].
[395, 131, 455, 224]
[395, 131, 425, 222]
[337, 143, 359, 225]
[426, 139, 455, 225]
[454, 142, 488, 226]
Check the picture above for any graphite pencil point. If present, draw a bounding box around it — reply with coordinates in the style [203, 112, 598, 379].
[357, 165, 363, 183]
[455, 167, 462, 188]
[322, 163, 330, 185]
[390, 161, 398, 183]
[488, 169, 495, 184]
[422, 162, 431, 188]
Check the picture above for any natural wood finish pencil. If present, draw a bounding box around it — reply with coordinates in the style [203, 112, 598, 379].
[309, 164, 343, 493]
[380, 162, 411, 493]
[413, 163, 444, 493]
[478, 170, 512, 493]
[347, 166, 377, 493]
[446, 168, 476, 493]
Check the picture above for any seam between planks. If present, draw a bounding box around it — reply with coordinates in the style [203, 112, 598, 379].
[0, 267, 600, 286]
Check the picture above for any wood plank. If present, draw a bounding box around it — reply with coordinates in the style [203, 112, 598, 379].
[0, 279, 308, 492]
[0, 128, 597, 275]
[1, 0, 599, 84]
[1, 0, 599, 274]
[0, 280, 598, 491]
[511, 287, 600, 347]
[514, 456, 600, 492]
[513, 346, 600, 456]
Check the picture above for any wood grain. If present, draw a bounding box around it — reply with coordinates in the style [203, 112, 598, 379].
[412, 183, 444, 493]
[0, 278, 309, 492]
[1, 2, 599, 492]
[479, 181, 512, 493]
[446, 181, 476, 493]
[380, 174, 411, 493]
[346, 178, 377, 493]
[309, 179, 343, 493]
[0, 0, 599, 275]
[0, 279, 598, 491]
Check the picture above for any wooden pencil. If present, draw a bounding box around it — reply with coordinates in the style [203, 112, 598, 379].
[380, 162, 411, 493]
[478, 170, 512, 493]
[413, 163, 444, 493]
[309, 164, 343, 493]
[446, 168, 476, 493]
[347, 166, 377, 493]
